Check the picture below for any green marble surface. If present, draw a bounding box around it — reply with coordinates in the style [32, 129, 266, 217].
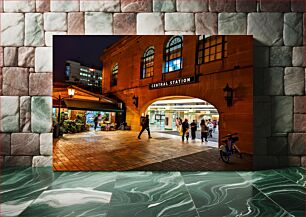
[0, 167, 305, 216]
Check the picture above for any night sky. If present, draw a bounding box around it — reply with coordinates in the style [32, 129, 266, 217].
[53, 35, 122, 82]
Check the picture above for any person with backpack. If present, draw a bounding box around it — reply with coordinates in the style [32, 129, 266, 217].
[138, 115, 152, 139]
[200, 119, 208, 142]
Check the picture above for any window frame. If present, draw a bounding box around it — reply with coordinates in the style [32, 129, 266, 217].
[164, 36, 183, 73]
[110, 63, 118, 87]
[141, 47, 155, 79]
[197, 35, 227, 65]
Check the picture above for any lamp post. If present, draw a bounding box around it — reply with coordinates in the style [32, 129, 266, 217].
[223, 83, 233, 107]
[55, 86, 75, 126]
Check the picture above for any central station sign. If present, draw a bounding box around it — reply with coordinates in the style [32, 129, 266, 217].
[149, 76, 196, 90]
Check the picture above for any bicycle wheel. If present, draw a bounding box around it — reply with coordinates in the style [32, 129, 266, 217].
[220, 150, 230, 163]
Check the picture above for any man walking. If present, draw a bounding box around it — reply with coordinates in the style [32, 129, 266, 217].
[190, 120, 197, 140]
[138, 115, 152, 139]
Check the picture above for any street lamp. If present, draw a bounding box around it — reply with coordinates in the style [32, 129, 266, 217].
[54, 86, 75, 126]
[223, 83, 233, 107]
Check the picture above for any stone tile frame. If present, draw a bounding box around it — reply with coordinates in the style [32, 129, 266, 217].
[0, 0, 305, 169]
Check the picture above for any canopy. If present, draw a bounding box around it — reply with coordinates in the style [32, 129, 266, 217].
[63, 99, 123, 112]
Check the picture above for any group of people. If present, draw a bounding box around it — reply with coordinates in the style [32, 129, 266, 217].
[137, 114, 218, 142]
[176, 118, 217, 142]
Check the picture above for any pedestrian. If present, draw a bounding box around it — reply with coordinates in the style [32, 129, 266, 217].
[190, 120, 197, 140]
[200, 119, 208, 142]
[175, 118, 180, 132]
[207, 119, 213, 138]
[182, 119, 189, 142]
[138, 115, 152, 139]
[94, 115, 99, 131]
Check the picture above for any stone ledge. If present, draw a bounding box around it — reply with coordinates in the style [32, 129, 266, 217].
[4, 156, 33, 167]
[32, 156, 52, 167]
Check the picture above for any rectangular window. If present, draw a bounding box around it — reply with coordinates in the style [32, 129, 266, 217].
[197, 35, 227, 64]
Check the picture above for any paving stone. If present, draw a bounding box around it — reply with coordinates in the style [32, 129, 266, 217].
[85, 12, 113, 34]
[291, 0, 305, 12]
[260, 0, 290, 12]
[114, 13, 136, 35]
[254, 101, 271, 137]
[208, 0, 236, 12]
[0, 47, 3, 67]
[68, 12, 84, 35]
[0, 13, 24, 46]
[165, 31, 195, 35]
[165, 13, 195, 32]
[268, 136, 288, 156]
[294, 114, 306, 132]
[284, 67, 305, 95]
[31, 97, 52, 133]
[137, 13, 164, 34]
[218, 13, 247, 35]
[18, 47, 35, 67]
[272, 96, 293, 133]
[253, 137, 268, 155]
[302, 156, 306, 167]
[50, 0, 79, 12]
[270, 46, 292, 67]
[44, 12, 67, 31]
[2, 67, 29, 96]
[35, 47, 53, 72]
[278, 156, 301, 167]
[0, 133, 11, 155]
[36, 0, 50, 12]
[40, 133, 53, 155]
[292, 46, 305, 67]
[0, 96, 19, 132]
[153, 0, 175, 12]
[264, 67, 284, 95]
[29, 73, 52, 96]
[32, 156, 52, 167]
[236, 0, 256, 12]
[253, 47, 269, 68]
[45, 32, 67, 46]
[4, 156, 32, 167]
[20, 96, 31, 133]
[3, 0, 35, 12]
[3, 47, 18, 66]
[80, 0, 120, 12]
[0, 68, 2, 95]
[11, 133, 39, 155]
[121, 0, 152, 12]
[294, 96, 305, 113]
[284, 13, 303, 46]
[176, 0, 208, 12]
[253, 67, 265, 96]
[253, 156, 279, 170]
[195, 12, 217, 35]
[288, 133, 305, 155]
[25, 13, 44, 46]
[247, 13, 283, 46]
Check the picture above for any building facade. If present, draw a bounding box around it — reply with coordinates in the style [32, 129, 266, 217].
[101, 35, 253, 154]
[65, 60, 102, 90]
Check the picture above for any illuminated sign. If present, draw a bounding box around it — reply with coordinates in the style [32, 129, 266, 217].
[149, 76, 196, 90]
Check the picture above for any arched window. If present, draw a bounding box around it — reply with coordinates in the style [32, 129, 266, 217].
[111, 63, 118, 86]
[141, 47, 154, 79]
[164, 36, 183, 73]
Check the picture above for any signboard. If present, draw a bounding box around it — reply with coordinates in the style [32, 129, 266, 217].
[149, 76, 196, 90]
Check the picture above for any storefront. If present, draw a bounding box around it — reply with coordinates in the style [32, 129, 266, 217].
[53, 83, 124, 135]
[101, 35, 253, 154]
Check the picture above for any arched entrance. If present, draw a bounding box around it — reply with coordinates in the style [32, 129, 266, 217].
[144, 97, 220, 143]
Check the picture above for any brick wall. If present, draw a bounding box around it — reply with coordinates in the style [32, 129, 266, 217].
[0, 0, 305, 169]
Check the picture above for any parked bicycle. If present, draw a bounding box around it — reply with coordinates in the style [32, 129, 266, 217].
[219, 133, 242, 163]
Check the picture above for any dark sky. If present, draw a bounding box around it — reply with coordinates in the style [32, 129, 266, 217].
[53, 35, 121, 82]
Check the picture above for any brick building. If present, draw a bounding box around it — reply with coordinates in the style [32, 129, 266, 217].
[101, 35, 254, 154]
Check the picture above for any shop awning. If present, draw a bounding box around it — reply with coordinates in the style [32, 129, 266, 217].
[63, 99, 123, 112]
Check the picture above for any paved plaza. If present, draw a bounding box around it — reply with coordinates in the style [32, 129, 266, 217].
[53, 131, 252, 171]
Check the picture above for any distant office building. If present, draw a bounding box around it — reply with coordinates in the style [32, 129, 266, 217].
[65, 60, 102, 89]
